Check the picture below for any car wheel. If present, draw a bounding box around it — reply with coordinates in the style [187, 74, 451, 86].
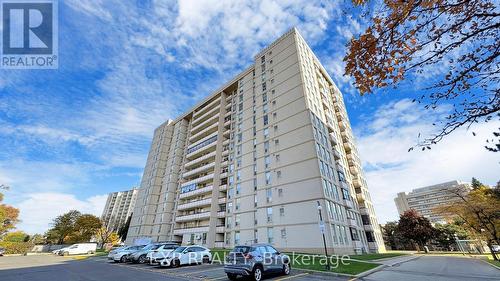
[202, 255, 211, 263]
[252, 265, 263, 281]
[63, 252, 69, 256]
[87, 250, 93, 255]
[120, 256, 127, 263]
[227, 273, 238, 281]
[138, 255, 147, 264]
[282, 262, 291, 275]
[171, 258, 180, 268]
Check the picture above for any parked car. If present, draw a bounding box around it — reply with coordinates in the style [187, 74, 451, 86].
[110, 245, 145, 263]
[224, 244, 290, 281]
[492, 245, 500, 253]
[146, 244, 178, 265]
[58, 243, 97, 256]
[0, 247, 5, 256]
[129, 242, 178, 264]
[106, 246, 128, 260]
[158, 245, 212, 267]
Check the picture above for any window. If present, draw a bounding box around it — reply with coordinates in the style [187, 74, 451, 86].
[226, 217, 232, 228]
[266, 188, 272, 203]
[227, 202, 233, 213]
[261, 56, 265, 64]
[236, 183, 241, 195]
[262, 82, 267, 92]
[237, 170, 241, 181]
[281, 228, 286, 238]
[235, 214, 240, 226]
[274, 139, 279, 145]
[264, 128, 269, 138]
[235, 198, 241, 210]
[278, 188, 283, 197]
[264, 156, 270, 168]
[265, 171, 271, 185]
[267, 227, 274, 243]
[254, 195, 258, 207]
[279, 207, 285, 216]
[253, 178, 257, 190]
[331, 225, 338, 244]
[264, 141, 269, 153]
[263, 114, 269, 126]
[263, 93, 268, 103]
[277, 171, 281, 178]
[235, 231, 240, 244]
[267, 207, 273, 222]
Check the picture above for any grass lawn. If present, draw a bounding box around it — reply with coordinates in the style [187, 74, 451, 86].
[350, 252, 407, 261]
[288, 253, 380, 275]
[487, 260, 500, 268]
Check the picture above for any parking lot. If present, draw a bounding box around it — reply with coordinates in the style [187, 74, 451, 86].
[0, 255, 349, 281]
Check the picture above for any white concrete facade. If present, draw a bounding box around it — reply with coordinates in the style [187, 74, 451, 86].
[394, 180, 471, 223]
[101, 188, 138, 232]
[126, 28, 385, 254]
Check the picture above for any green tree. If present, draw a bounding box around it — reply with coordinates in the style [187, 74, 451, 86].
[67, 214, 101, 243]
[434, 223, 470, 251]
[1, 231, 29, 242]
[434, 180, 500, 260]
[47, 210, 81, 244]
[397, 210, 436, 251]
[382, 221, 413, 250]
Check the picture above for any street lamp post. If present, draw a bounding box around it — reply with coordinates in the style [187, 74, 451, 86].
[316, 201, 330, 271]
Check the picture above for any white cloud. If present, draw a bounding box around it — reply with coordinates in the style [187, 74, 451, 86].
[15, 193, 108, 234]
[354, 99, 500, 223]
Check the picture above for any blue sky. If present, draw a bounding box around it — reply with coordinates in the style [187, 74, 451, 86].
[1, 0, 498, 234]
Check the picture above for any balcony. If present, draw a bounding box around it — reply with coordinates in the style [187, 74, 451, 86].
[218, 197, 227, 204]
[214, 242, 224, 248]
[184, 151, 216, 169]
[191, 114, 218, 135]
[177, 198, 212, 211]
[173, 226, 209, 235]
[175, 212, 211, 222]
[343, 141, 353, 152]
[186, 140, 217, 160]
[217, 211, 226, 218]
[179, 185, 213, 199]
[356, 193, 365, 203]
[181, 173, 214, 188]
[329, 133, 338, 146]
[183, 162, 215, 178]
[218, 184, 227, 191]
[332, 148, 341, 160]
[216, 226, 225, 233]
[353, 240, 364, 249]
[189, 123, 219, 143]
[368, 242, 378, 250]
[364, 224, 375, 232]
[193, 96, 221, 119]
[345, 199, 354, 209]
[347, 218, 357, 227]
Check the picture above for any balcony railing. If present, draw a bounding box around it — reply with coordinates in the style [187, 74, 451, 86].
[179, 185, 213, 199]
[175, 212, 211, 222]
[187, 134, 217, 154]
[181, 173, 214, 188]
[183, 162, 215, 178]
[173, 226, 209, 235]
[177, 198, 212, 210]
[184, 151, 217, 169]
[363, 224, 375, 232]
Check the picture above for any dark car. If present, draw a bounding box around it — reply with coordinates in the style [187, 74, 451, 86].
[224, 244, 290, 281]
[0, 247, 5, 256]
[129, 242, 178, 264]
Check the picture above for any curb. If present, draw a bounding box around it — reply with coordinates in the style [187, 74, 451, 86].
[352, 264, 388, 279]
[293, 267, 355, 278]
[385, 255, 420, 267]
[478, 259, 500, 271]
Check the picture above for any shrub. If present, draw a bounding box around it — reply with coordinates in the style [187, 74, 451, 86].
[0, 241, 34, 254]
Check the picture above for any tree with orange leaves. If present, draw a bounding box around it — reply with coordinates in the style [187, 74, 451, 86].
[345, 0, 499, 151]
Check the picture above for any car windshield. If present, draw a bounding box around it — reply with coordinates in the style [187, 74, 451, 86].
[142, 244, 158, 250]
[232, 246, 252, 253]
[174, 246, 186, 253]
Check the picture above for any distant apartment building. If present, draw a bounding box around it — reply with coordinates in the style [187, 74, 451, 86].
[102, 188, 139, 232]
[125, 28, 385, 254]
[394, 180, 471, 223]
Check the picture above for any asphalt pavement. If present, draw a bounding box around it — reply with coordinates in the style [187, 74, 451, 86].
[0, 255, 348, 281]
[359, 256, 499, 281]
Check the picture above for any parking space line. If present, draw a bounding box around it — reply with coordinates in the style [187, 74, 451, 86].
[274, 273, 309, 281]
[202, 276, 228, 281]
[179, 267, 225, 277]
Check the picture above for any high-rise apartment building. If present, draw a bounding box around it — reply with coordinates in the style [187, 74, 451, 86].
[126, 28, 385, 254]
[102, 188, 139, 232]
[394, 180, 471, 223]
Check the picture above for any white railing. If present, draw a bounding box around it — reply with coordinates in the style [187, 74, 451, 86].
[180, 185, 213, 199]
[177, 198, 212, 210]
[175, 212, 211, 222]
[184, 151, 216, 168]
[183, 162, 215, 178]
[181, 173, 214, 188]
[191, 114, 218, 134]
[173, 226, 209, 235]
[193, 96, 221, 118]
[186, 142, 217, 159]
[189, 123, 218, 143]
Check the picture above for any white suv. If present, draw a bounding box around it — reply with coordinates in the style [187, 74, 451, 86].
[146, 243, 178, 265]
[159, 245, 211, 267]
